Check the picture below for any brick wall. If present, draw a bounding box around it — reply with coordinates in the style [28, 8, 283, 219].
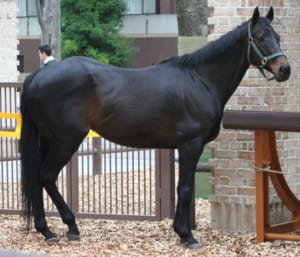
[207, 0, 300, 231]
[0, 0, 18, 82]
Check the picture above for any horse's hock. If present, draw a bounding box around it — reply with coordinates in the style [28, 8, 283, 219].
[207, 2, 300, 236]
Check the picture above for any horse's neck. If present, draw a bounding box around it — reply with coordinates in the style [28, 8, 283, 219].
[197, 38, 250, 107]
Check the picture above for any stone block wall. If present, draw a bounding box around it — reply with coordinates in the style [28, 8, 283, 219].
[207, 0, 300, 231]
[0, 0, 18, 82]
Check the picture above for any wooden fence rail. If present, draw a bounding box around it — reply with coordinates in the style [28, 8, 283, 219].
[223, 110, 300, 243]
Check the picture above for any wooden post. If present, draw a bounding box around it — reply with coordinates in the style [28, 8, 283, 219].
[155, 149, 175, 220]
[255, 130, 271, 243]
[66, 152, 79, 215]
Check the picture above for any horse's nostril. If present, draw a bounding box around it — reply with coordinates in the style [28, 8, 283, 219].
[279, 65, 291, 75]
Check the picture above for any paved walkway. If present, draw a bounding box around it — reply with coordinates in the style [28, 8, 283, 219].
[0, 249, 50, 257]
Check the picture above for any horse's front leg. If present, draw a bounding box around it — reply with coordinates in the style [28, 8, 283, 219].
[174, 137, 203, 249]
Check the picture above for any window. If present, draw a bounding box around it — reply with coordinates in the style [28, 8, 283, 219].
[17, 55, 24, 73]
[124, 0, 158, 15]
[17, 0, 37, 17]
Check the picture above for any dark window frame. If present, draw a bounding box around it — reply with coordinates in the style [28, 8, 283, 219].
[124, 0, 160, 15]
[17, 0, 37, 18]
[17, 55, 24, 73]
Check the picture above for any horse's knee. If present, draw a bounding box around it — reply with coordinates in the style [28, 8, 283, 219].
[173, 221, 190, 236]
[177, 186, 193, 203]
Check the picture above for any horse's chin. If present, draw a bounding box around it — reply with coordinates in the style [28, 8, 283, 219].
[274, 72, 290, 82]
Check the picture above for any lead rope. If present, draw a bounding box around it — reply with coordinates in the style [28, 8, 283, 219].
[254, 166, 300, 176]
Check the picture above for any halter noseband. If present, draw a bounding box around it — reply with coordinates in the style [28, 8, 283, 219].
[247, 21, 285, 80]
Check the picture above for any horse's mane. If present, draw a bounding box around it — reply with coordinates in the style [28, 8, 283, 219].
[159, 21, 249, 68]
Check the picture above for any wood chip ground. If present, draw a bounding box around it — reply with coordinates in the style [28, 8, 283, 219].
[0, 199, 300, 256]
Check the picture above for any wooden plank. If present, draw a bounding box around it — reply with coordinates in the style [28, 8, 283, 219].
[223, 110, 300, 132]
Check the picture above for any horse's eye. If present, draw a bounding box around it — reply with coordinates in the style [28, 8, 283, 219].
[255, 30, 264, 39]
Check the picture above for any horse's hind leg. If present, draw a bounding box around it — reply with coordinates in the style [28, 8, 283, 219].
[40, 140, 83, 241]
[32, 180, 58, 242]
[43, 173, 80, 241]
[173, 137, 204, 249]
[34, 138, 83, 242]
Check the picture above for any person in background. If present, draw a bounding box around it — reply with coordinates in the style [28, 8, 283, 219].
[38, 44, 56, 66]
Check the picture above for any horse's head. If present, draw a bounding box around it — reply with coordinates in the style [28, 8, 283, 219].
[247, 7, 290, 82]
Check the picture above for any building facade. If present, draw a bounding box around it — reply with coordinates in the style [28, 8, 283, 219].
[208, 0, 300, 231]
[0, 0, 18, 82]
[121, 0, 178, 67]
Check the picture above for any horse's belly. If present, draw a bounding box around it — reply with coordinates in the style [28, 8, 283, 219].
[94, 121, 177, 149]
[101, 133, 176, 149]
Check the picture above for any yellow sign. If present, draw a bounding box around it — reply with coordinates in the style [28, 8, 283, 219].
[0, 113, 100, 139]
[0, 113, 22, 138]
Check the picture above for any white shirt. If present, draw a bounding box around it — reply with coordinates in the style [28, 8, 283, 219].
[44, 56, 55, 65]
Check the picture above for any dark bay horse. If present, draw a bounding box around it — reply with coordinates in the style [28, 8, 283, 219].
[21, 7, 290, 249]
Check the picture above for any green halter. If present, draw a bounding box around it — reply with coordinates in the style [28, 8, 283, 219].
[247, 21, 285, 80]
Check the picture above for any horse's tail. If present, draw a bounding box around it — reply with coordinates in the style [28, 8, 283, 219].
[20, 75, 41, 231]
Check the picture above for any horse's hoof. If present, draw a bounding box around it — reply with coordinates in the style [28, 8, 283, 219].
[46, 236, 60, 243]
[180, 239, 201, 250]
[186, 242, 201, 250]
[67, 232, 80, 241]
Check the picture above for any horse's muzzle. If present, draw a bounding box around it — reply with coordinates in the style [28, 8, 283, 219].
[275, 64, 291, 82]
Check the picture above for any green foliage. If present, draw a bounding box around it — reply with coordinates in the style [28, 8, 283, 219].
[61, 0, 134, 66]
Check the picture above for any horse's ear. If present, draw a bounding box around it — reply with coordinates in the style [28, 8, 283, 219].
[266, 6, 274, 22]
[252, 7, 260, 24]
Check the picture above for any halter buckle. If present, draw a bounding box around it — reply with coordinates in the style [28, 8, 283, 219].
[261, 57, 268, 66]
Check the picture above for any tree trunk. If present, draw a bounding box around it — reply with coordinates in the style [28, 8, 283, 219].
[175, 0, 210, 56]
[36, 0, 61, 60]
[175, 0, 209, 37]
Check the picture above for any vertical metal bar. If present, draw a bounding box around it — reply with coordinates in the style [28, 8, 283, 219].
[16, 152, 20, 210]
[149, 150, 152, 215]
[115, 144, 118, 214]
[87, 140, 90, 213]
[98, 138, 103, 213]
[126, 148, 129, 214]
[143, 149, 146, 215]
[10, 139, 14, 209]
[137, 150, 140, 214]
[104, 139, 107, 213]
[81, 144, 84, 212]
[132, 150, 135, 215]
[91, 139, 96, 213]
[5, 138, 9, 209]
[109, 141, 112, 214]
[121, 145, 124, 215]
